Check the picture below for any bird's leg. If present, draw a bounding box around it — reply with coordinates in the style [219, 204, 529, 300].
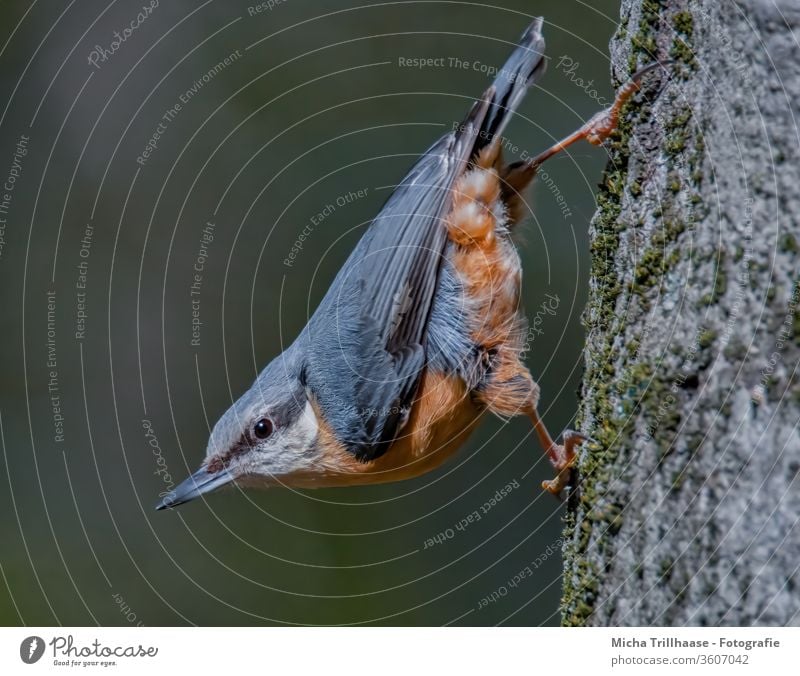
[526, 61, 668, 170]
[524, 403, 590, 496]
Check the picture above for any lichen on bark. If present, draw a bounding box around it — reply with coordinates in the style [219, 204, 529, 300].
[562, 0, 800, 626]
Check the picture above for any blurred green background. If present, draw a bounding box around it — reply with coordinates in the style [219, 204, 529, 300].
[0, 0, 619, 625]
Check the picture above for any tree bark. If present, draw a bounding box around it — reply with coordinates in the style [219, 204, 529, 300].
[561, 0, 800, 626]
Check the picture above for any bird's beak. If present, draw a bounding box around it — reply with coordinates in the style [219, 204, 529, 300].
[155, 466, 235, 510]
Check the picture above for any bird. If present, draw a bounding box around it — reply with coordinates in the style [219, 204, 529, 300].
[156, 17, 663, 510]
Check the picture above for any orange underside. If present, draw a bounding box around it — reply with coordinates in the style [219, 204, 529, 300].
[286, 370, 482, 488]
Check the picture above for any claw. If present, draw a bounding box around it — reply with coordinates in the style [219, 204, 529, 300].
[629, 59, 674, 85]
[541, 429, 592, 497]
[563, 429, 597, 449]
[528, 60, 673, 166]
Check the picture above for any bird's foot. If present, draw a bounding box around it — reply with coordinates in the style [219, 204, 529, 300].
[526, 60, 671, 167]
[582, 61, 671, 146]
[581, 109, 621, 146]
[541, 430, 592, 497]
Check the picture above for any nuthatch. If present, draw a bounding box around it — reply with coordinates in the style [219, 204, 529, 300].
[157, 17, 663, 510]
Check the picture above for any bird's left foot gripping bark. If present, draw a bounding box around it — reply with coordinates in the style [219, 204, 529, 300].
[525, 405, 593, 498]
[540, 429, 592, 496]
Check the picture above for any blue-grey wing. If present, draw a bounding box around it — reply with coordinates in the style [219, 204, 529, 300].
[306, 18, 546, 461]
[305, 115, 485, 460]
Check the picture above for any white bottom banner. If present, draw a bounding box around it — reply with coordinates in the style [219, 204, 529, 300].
[0, 627, 796, 675]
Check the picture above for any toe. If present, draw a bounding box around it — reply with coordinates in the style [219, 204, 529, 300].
[562, 429, 596, 449]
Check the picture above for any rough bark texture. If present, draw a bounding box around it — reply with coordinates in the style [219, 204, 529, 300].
[561, 0, 800, 626]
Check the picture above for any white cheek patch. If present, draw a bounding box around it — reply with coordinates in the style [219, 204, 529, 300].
[271, 401, 319, 475]
[296, 400, 319, 449]
[277, 400, 319, 458]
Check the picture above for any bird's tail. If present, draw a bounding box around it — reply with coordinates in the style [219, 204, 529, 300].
[466, 17, 546, 159]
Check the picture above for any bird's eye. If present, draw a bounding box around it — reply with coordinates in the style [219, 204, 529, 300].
[253, 418, 273, 439]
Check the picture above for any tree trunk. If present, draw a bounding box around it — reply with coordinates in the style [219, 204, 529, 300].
[561, 0, 800, 626]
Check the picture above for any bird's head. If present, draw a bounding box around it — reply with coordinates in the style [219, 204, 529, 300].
[156, 355, 321, 510]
